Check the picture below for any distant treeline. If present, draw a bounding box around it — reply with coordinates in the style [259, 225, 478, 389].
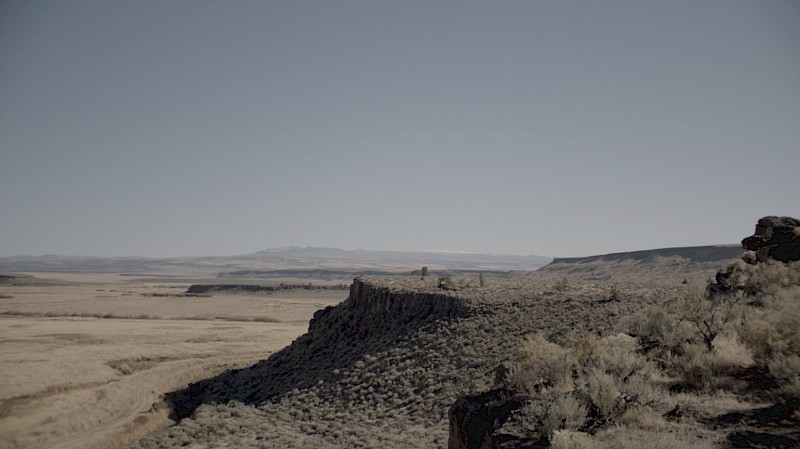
[185, 283, 350, 294]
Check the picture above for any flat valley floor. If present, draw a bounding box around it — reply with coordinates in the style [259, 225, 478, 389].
[0, 273, 346, 449]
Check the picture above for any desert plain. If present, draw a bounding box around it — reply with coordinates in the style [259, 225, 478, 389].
[0, 272, 346, 449]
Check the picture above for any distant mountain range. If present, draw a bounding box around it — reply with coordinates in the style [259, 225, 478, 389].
[0, 247, 552, 274]
[0, 244, 745, 281]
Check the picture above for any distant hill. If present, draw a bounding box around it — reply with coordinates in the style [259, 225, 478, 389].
[0, 247, 551, 275]
[532, 245, 742, 282]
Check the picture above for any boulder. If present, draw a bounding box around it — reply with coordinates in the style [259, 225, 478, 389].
[741, 216, 800, 263]
[709, 216, 799, 295]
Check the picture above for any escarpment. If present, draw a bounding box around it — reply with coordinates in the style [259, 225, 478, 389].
[165, 277, 475, 418]
[131, 276, 679, 449]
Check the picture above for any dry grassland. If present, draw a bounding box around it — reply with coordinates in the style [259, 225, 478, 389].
[0, 273, 345, 449]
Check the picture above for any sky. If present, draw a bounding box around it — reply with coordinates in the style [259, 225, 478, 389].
[1, 1, 798, 258]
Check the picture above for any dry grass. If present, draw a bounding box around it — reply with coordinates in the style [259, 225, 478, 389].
[0, 273, 344, 449]
[8, 265, 793, 449]
[502, 260, 800, 448]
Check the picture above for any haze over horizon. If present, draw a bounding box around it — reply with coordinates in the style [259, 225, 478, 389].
[2, 1, 798, 259]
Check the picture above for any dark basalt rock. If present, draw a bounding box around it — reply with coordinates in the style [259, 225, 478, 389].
[741, 216, 800, 263]
[710, 216, 800, 295]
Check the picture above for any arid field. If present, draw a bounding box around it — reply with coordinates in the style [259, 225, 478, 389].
[1, 236, 798, 449]
[0, 273, 346, 449]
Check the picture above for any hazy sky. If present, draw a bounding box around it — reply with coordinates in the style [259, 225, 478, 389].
[1, 1, 798, 258]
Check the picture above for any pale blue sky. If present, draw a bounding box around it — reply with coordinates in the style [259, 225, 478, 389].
[1, 1, 798, 258]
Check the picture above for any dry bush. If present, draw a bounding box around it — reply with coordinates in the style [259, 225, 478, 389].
[710, 333, 754, 372]
[593, 426, 717, 449]
[673, 342, 716, 390]
[510, 334, 577, 395]
[543, 394, 588, 436]
[743, 288, 800, 362]
[550, 430, 596, 449]
[554, 277, 570, 292]
[563, 333, 660, 420]
[514, 394, 587, 443]
[564, 333, 605, 367]
[585, 369, 621, 418]
[512, 331, 662, 439]
[629, 306, 677, 347]
[742, 284, 800, 404]
[617, 406, 666, 430]
[769, 355, 800, 403]
[739, 259, 800, 296]
[676, 286, 746, 351]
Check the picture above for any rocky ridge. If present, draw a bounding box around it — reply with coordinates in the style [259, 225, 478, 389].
[534, 245, 742, 283]
[129, 276, 673, 449]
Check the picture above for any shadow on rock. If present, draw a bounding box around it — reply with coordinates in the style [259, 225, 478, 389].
[165, 279, 470, 420]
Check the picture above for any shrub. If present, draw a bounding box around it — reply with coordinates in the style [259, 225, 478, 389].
[436, 275, 455, 290]
[677, 286, 746, 351]
[554, 277, 570, 293]
[741, 283, 800, 404]
[769, 354, 800, 403]
[673, 343, 715, 391]
[510, 334, 577, 395]
[585, 369, 621, 418]
[710, 333, 754, 372]
[609, 284, 621, 302]
[515, 394, 588, 444]
[628, 306, 680, 352]
[543, 394, 588, 436]
[593, 427, 716, 449]
[550, 430, 596, 449]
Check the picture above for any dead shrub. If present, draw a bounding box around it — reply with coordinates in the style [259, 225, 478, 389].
[677, 286, 746, 351]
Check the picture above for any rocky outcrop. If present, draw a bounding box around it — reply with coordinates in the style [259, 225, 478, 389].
[448, 388, 529, 449]
[166, 277, 473, 419]
[711, 216, 800, 295]
[134, 275, 676, 449]
[741, 216, 800, 263]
